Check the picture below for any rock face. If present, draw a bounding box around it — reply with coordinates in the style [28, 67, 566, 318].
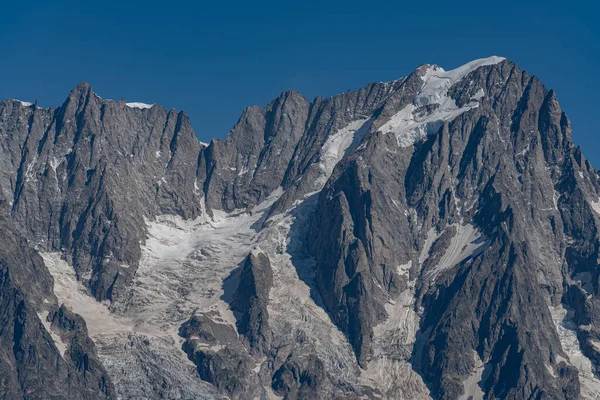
[308, 58, 600, 399]
[179, 314, 262, 399]
[271, 352, 332, 399]
[0, 87, 203, 302]
[199, 90, 311, 213]
[230, 249, 274, 354]
[2, 57, 600, 399]
[0, 209, 115, 399]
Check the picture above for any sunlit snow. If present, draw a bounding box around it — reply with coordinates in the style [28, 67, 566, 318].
[458, 351, 487, 400]
[14, 99, 33, 107]
[316, 118, 373, 189]
[37, 310, 68, 358]
[590, 199, 600, 215]
[427, 223, 489, 282]
[41, 187, 362, 397]
[361, 289, 431, 398]
[379, 56, 505, 147]
[126, 102, 154, 109]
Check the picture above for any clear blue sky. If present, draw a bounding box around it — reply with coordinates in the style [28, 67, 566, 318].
[1, 1, 598, 165]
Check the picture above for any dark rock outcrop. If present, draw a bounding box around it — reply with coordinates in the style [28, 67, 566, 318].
[271, 352, 332, 400]
[178, 314, 262, 399]
[230, 249, 273, 355]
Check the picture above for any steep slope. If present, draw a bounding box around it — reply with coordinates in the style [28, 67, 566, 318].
[0, 205, 115, 399]
[308, 57, 600, 399]
[0, 86, 203, 302]
[1, 56, 600, 399]
[199, 90, 311, 213]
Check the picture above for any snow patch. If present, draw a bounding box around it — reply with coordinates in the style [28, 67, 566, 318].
[590, 199, 600, 215]
[238, 165, 249, 176]
[550, 304, 600, 398]
[380, 56, 504, 147]
[261, 194, 360, 384]
[41, 252, 212, 398]
[573, 272, 593, 294]
[397, 260, 412, 277]
[361, 289, 431, 398]
[315, 118, 373, 188]
[14, 99, 33, 107]
[126, 102, 154, 109]
[49, 157, 62, 173]
[419, 228, 438, 265]
[41, 190, 284, 398]
[40, 252, 129, 336]
[458, 351, 487, 400]
[427, 224, 488, 282]
[471, 88, 485, 101]
[38, 310, 68, 358]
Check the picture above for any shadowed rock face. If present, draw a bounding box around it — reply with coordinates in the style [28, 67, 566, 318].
[179, 314, 261, 399]
[271, 352, 331, 399]
[2, 57, 600, 399]
[230, 249, 274, 355]
[0, 209, 115, 399]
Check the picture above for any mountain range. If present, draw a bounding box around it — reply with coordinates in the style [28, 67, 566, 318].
[1, 56, 600, 399]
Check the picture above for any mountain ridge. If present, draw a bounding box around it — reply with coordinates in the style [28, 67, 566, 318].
[1, 56, 600, 399]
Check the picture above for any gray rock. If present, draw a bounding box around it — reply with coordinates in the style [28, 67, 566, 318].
[230, 250, 273, 355]
[199, 90, 310, 213]
[271, 352, 332, 399]
[2, 56, 600, 399]
[0, 84, 204, 302]
[179, 314, 262, 399]
[0, 208, 115, 399]
[308, 58, 600, 398]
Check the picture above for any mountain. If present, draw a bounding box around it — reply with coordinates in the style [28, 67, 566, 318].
[1, 56, 599, 399]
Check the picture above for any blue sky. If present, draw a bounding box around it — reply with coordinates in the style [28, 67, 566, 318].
[1, 1, 598, 165]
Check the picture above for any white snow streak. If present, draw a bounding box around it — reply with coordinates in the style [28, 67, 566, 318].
[24, 155, 38, 182]
[38, 310, 68, 358]
[14, 99, 33, 107]
[316, 118, 373, 189]
[419, 228, 438, 264]
[427, 224, 488, 282]
[380, 56, 505, 147]
[590, 199, 600, 215]
[126, 102, 154, 109]
[49, 157, 62, 173]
